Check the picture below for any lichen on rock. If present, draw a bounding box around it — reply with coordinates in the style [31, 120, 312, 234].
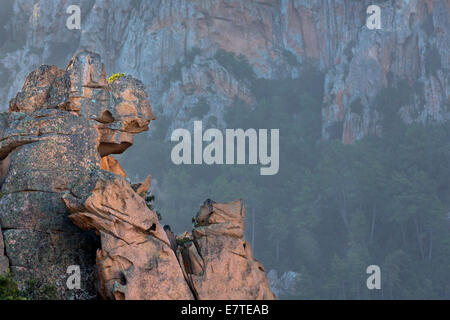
[0, 51, 155, 299]
[0, 51, 274, 300]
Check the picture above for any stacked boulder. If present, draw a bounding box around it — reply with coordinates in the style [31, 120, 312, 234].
[0, 51, 155, 298]
[0, 52, 275, 300]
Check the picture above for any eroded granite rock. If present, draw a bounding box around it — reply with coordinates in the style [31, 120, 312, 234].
[0, 50, 155, 298]
[62, 171, 194, 300]
[179, 199, 276, 300]
[0, 51, 274, 300]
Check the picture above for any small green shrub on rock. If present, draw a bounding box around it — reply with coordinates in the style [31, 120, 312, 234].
[108, 72, 125, 84]
[0, 272, 25, 300]
[0, 272, 58, 300]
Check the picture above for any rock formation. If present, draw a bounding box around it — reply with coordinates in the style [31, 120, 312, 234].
[0, 51, 275, 300]
[0, 227, 8, 275]
[267, 270, 300, 298]
[0, 50, 155, 298]
[62, 170, 194, 300]
[0, 0, 447, 144]
[179, 199, 276, 300]
[100, 156, 127, 178]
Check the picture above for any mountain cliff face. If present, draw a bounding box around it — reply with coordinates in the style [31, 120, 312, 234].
[0, 0, 448, 143]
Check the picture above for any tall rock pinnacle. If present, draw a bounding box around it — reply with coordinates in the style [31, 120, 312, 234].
[0, 52, 274, 300]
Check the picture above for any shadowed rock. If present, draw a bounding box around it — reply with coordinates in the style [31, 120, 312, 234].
[0, 51, 155, 298]
[0, 51, 274, 300]
[177, 199, 276, 300]
[62, 171, 194, 300]
[0, 225, 8, 275]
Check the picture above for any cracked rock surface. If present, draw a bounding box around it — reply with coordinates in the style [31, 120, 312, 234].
[180, 199, 276, 300]
[0, 51, 154, 299]
[0, 51, 274, 300]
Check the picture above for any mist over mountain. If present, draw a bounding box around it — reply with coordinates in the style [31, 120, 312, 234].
[1, 0, 447, 140]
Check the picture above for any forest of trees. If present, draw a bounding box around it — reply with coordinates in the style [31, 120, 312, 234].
[120, 52, 450, 299]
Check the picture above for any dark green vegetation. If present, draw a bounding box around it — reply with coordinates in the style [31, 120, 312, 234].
[145, 193, 162, 221]
[215, 49, 256, 83]
[0, 272, 57, 300]
[21, 278, 58, 300]
[120, 53, 450, 299]
[189, 97, 210, 118]
[0, 272, 24, 300]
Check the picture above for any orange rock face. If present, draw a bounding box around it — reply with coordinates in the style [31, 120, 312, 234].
[63, 171, 194, 300]
[135, 174, 152, 197]
[100, 156, 127, 178]
[180, 199, 276, 300]
[9, 65, 67, 114]
[1, 51, 274, 300]
[64, 179, 276, 300]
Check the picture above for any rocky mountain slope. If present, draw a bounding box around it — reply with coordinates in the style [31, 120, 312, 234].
[0, 0, 448, 144]
[0, 51, 275, 300]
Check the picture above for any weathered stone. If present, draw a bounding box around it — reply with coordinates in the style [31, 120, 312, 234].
[3, 228, 98, 296]
[107, 76, 156, 133]
[9, 65, 68, 113]
[1, 50, 274, 300]
[0, 227, 4, 252]
[0, 51, 155, 299]
[0, 256, 9, 276]
[0, 226, 8, 276]
[136, 174, 152, 197]
[0, 192, 81, 232]
[181, 199, 276, 300]
[100, 156, 127, 178]
[63, 180, 275, 300]
[63, 171, 194, 300]
[164, 225, 178, 253]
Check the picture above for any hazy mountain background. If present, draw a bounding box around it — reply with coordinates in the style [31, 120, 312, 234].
[0, 0, 448, 299]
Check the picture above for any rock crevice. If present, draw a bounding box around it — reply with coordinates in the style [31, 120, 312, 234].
[0, 51, 274, 300]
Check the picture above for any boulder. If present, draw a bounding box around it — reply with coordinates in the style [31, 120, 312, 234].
[0, 225, 8, 276]
[178, 199, 276, 300]
[62, 171, 194, 300]
[0, 51, 155, 298]
[0, 51, 274, 300]
[100, 156, 127, 178]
